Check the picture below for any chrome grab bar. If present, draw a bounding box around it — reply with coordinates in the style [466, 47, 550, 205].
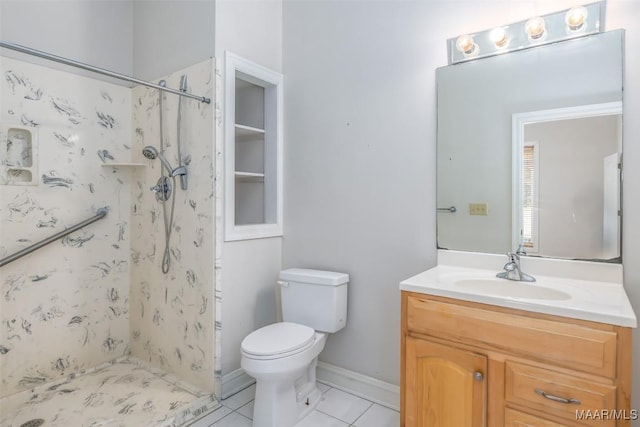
[437, 206, 457, 213]
[0, 208, 108, 267]
[0, 41, 211, 104]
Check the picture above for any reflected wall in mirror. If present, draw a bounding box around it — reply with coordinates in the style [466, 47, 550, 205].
[437, 30, 623, 262]
[512, 103, 622, 261]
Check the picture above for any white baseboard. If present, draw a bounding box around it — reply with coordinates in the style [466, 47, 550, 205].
[221, 362, 400, 411]
[316, 361, 400, 411]
[220, 368, 255, 399]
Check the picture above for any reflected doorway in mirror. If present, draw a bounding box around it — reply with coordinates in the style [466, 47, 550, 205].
[512, 102, 622, 261]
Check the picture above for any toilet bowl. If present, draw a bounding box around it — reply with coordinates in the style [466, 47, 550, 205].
[241, 323, 327, 427]
[240, 268, 349, 427]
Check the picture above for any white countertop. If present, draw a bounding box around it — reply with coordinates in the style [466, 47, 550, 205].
[400, 250, 637, 327]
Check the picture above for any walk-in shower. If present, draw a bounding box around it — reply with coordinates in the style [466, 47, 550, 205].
[1, 41, 218, 427]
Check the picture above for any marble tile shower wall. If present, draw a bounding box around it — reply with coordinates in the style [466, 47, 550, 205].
[0, 57, 133, 397]
[129, 59, 216, 394]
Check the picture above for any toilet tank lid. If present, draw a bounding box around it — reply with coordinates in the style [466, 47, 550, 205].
[280, 268, 349, 286]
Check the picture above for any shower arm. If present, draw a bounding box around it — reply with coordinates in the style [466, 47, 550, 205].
[154, 153, 186, 177]
[157, 153, 178, 176]
[158, 153, 186, 177]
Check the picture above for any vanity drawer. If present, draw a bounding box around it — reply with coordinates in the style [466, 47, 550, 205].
[405, 295, 617, 377]
[505, 408, 574, 427]
[505, 362, 616, 427]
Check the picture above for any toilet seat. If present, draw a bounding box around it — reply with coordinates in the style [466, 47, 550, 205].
[241, 322, 316, 360]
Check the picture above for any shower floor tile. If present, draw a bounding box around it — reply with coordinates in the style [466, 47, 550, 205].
[0, 357, 219, 427]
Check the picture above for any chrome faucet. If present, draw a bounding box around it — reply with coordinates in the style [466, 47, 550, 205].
[496, 252, 536, 282]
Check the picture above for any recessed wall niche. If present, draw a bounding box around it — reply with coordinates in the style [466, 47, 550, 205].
[1, 124, 38, 185]
[224, 52, 283, 241]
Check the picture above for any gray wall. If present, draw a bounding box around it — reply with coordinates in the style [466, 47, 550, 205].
[0, 1, 216, 82]
[133, 1, 215, 80]
[283, 3, 640, 417]
[215, 0, 284, 383]
[0, 0, 134, 75]
[283, 0, 438, 385]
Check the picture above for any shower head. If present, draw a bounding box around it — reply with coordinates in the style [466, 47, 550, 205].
[142, 146, 158, 160]
[142, 145, 176, 175]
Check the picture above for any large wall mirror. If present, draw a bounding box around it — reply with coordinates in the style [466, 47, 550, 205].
[436, 30, 624, 262]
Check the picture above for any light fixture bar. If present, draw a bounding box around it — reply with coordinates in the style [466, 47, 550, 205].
[447, 1, 604, 65]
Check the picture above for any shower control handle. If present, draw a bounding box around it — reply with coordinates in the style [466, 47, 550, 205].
[151, 176, 172, 202]
[150, 183, 167, 194]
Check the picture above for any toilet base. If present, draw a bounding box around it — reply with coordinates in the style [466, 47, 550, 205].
[249, 357, 322, 427]
[242, 331, 328, 427]
[296, 383, 322, 421]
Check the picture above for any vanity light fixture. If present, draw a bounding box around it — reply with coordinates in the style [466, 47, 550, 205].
[525, 17, 546, 40]
[489, 27, 509, 48]
[455, 34, 478, 56]
[447, 1, 604, 65]
[566, 6, 588, 31]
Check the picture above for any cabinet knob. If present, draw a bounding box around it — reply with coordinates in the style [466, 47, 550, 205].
[473, 371, 484, 381]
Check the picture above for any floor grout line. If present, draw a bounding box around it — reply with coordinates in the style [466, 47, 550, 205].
[209, 382, 397, 426]
[347, 400, 374, 426]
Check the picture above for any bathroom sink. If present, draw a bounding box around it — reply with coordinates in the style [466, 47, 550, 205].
[399, 250, 637, 327]
[453, 279, 571, 301]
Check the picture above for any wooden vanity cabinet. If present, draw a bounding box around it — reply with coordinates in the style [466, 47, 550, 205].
[401, 291, 633, 427]
[405, 336, 487, 426]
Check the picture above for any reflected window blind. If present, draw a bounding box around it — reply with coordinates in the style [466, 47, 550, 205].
[522, 144, 536, 248]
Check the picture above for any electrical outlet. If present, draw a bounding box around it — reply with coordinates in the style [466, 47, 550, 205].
[469, 203, 488, 215]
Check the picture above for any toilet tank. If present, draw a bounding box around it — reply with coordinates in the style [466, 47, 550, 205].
[279, 268, 348, 333]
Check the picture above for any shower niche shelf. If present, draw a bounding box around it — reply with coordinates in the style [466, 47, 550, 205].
[0, 124, 38, 186]
[225, 52, 283, 241]
[101, 162, 146, 168]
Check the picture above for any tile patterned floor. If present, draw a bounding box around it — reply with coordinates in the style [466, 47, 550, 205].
[189, 382, 399, 427]
[0, 357, 218, 427]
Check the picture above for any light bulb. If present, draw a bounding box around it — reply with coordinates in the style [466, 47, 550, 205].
[525, 16, 546, 40]
[455, 34, 477, 56]
[566, 6, 588, 31]
[489, 27, 509, 48]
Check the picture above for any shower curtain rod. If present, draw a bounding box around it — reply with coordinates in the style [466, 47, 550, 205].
[0, 41, 211, 104]
[0, 207, 108, 267]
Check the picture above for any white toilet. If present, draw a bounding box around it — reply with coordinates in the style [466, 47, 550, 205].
[240, 268, 349, 427]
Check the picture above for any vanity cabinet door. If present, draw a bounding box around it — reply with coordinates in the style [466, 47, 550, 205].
[404, 336, 487, 427]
